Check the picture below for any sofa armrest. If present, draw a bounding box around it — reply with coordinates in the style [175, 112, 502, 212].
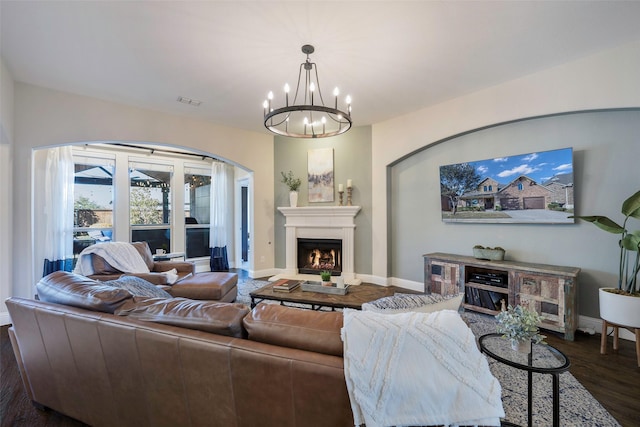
[152, 261, 196, 274]
[9, 327, 35, 402]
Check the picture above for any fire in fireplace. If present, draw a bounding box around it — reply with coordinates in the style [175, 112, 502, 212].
[297, 238, 342, 275]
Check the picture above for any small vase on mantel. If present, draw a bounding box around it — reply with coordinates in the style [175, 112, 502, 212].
[289, 191, 298, 207]
[511, 339, 531, 354]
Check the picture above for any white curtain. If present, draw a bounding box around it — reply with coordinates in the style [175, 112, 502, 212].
[209, 161, 233, 270]
[42, 146, 75, 275]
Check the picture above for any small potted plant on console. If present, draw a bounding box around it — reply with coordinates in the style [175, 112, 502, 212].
[473, 245, 506, 261]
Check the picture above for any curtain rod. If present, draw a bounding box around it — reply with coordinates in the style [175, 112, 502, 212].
[95, 142, 220, 162]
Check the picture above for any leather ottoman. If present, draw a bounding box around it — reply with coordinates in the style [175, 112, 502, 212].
[168, 272, 238, 302]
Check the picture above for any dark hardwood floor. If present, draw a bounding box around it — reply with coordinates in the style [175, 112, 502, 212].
[2, 321, 638, 426]
[544, 329, 640, 427]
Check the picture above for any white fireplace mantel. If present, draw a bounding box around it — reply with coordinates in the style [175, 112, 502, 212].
[278, 206, 361, 282]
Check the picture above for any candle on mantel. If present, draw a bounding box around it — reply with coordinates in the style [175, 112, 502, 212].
[338, 184, 344, 192]
[347, 179, 353, 188]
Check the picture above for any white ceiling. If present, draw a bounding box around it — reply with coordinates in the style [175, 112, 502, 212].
[2, 1, 640, 135]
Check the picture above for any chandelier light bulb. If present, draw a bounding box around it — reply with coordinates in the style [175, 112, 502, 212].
[309, 82, 315, 105]
[284, 83, 290, 106]
[333, 87, 340, 97]
[267, 91, 274, 112]
[346, 95, 352, 105]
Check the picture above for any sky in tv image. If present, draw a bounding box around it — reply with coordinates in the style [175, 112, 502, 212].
[471, 147, 573, 185]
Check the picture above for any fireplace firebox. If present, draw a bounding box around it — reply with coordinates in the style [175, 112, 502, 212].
[297, 238, 342, 275]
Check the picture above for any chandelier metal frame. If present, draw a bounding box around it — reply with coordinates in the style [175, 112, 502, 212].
[263, 45, 352, 138]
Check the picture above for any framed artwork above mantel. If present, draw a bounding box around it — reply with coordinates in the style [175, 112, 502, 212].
[308, 148, 334, 203]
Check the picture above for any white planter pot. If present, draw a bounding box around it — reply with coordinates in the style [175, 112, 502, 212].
[289, 191, 298, 207]
[599, 288, 640, 328]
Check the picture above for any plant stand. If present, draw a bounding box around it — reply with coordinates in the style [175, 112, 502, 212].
[600, 319, 640, 367]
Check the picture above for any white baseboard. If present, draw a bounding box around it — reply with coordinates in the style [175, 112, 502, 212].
[249, 268, 279, 279]
[354, 273, 387, 286]
[389, 277, 424, 292]
[579, 314, 636, 342]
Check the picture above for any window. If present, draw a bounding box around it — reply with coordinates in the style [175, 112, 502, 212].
[129, 160, 173, 253]
[518, 183, 524, 191]
[70, 146, 219, 261]
[184, 165, 211, 258]
[483, 185, 487, 192]
[488, 185, 493, 191]
[73, 155, 115, 257]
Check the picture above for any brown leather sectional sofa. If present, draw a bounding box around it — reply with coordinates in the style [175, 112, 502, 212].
[6, 272, 353, 427]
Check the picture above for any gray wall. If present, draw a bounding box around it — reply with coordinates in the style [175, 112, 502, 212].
[390, 110, 640, 318]
[274, 126, 373, 274]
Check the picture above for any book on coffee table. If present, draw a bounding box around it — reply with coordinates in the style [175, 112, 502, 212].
[272, 279, 302, 292]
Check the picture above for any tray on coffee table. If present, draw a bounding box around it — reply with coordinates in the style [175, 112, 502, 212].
[301, 280, 349, 295]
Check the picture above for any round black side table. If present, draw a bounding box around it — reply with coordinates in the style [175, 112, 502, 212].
[478, 333, 570, 427]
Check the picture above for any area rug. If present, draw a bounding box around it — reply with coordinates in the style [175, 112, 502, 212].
[236, 279, 620, 426]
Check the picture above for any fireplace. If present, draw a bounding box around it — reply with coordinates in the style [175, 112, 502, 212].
[277, 206, 361, 284]
[297, 238, 342, 275]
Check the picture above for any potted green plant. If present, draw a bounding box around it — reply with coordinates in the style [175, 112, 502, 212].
[495, 305, 545, 353]
[570, 190, 640, 328]
[320, 270, 332, 287]
[472, 245, 506, 261]
[281, 170, 302, 207]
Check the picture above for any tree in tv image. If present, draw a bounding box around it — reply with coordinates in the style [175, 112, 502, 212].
[439, 147, 574, 224]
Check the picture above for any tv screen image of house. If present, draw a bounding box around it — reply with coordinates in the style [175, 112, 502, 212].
[439, 147, 574, 224]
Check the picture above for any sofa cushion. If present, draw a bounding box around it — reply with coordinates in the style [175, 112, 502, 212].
[131, 241, 155, 270]
[115, 298, 250, 338]
[103, 276, 172, 299]
[361, 292, 464, 314]
[37, 271, 132, 313]
[91, 254, 120, 274]
[168, 272, 237, 300]
[243, 304, 343, 357]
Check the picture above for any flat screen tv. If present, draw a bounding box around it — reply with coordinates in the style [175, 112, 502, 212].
[439, 147, 574, 224]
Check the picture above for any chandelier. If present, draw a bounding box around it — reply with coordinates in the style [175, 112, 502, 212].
[263, 44, 352, 138]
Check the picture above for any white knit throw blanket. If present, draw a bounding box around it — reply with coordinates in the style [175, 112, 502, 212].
[341, 309, 504, 427]
[74, 242, 150, 276]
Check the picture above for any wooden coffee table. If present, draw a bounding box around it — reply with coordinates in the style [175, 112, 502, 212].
[249, 282, 401, 310]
